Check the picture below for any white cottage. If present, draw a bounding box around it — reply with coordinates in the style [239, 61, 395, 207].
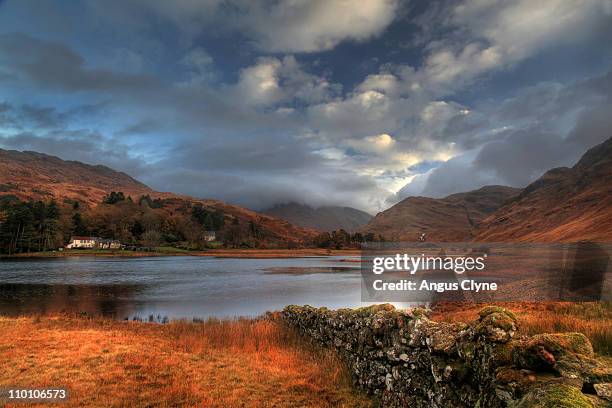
[66, 236, 98, 249]
[66, 236, 122, 249]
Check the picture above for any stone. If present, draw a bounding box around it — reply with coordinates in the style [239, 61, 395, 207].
[593, 383, 611, 400]
[282, 305, 607, 408]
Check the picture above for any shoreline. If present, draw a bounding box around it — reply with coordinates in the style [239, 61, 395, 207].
[0, 248, 362, 260]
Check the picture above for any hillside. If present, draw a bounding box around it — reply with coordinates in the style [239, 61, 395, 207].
[0, 149, 152, 206]
[0, 149, 317, 246]
[264, 202, 372, 232]
[475, 136, 612, 242]
[361, 186, 520, 241]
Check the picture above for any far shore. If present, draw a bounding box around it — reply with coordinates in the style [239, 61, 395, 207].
[0, 247, 362, 259]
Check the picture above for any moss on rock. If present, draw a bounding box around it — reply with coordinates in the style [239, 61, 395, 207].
[476, 309, 518, 343]
[516, 383, 593, 408]
[479, 306, 518, 323]
[532, 333, 594, 357]
[513, 333, 598, 379]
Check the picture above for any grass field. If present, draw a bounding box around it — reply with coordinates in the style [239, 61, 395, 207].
[0, 315, 371, 408]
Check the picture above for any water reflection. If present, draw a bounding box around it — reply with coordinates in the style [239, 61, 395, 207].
[0, 256, 366, 319]
[0, 283, 144, 317]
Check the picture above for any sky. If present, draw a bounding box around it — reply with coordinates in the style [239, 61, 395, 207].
[0, 0, 611, 214]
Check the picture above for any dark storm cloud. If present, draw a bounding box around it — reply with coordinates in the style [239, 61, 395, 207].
[0, 101, 68, 130]
[473, 129, 580, 187]
[145, 163, 386, 211]
[0, 33, 157, 92]
[167, 137, 323, 172]
[0, 131, 147, 177]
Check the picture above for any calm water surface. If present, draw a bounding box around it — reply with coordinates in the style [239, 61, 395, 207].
[0, 256, 366, 319]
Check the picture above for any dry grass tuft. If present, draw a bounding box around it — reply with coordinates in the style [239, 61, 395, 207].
[432, 301, 612, 356]
[0, 314, 371, 408]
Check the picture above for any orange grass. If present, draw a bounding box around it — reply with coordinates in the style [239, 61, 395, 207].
[0, 315, 371, 408]
[431, 301, 612, 356]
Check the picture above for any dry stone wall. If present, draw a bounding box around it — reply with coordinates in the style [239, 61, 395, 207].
[282, 304, 611, 407]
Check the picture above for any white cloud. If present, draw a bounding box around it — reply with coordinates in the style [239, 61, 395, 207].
[413, 0, 612, 92]
[233, 56, 336, 107]
[237, 0, 400, 52]
[127, 0, 400, 53]
[453, 0, 611, 61]
[234, 58, 284, 106]
[346, 133, 396, 154]
[307, 90, 402, 140]
[357, 73, 399, 95]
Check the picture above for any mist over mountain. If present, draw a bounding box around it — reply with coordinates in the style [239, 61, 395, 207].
[475, 136, 612, 242]
[264, 202, 372, 232]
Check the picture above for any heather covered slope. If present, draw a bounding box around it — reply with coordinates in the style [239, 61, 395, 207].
[264, 202, 372, 232]
[0, 149, 151, 206]
[361, 185, 520, 241]
[475, 137, 612, 242]
[0, 149, 317, 246]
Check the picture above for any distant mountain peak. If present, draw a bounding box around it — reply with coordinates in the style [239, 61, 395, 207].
[264, 202, 372, 232]
[361, 185, 521, 241]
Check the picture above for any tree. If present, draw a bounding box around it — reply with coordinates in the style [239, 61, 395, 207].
[210, 210, 225, 231]
[42, 200, 60, 249]
[72, 212, 88, 236]
[130, 220, 145, 238]
[191, 203, 225, 231]
[331, 229, 351, 249]
[0, 200, 61, 254]
[139, 194, 165, 208]
[222, 218, 247, 247]
[141, 230, 161, 250]
[314, 232, 332, 248]
[103, 191, 125, 204]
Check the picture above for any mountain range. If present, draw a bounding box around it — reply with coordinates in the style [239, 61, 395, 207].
[363, 136, 612, 242]
[263, 202, 372, 232]
[1, 136, 610, 244]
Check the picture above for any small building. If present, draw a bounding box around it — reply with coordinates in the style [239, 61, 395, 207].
[66, 236, 98, 249]
[98, 239, 122, 249]
[204, 231, 216, 242]
[66, 236, 121, 249]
